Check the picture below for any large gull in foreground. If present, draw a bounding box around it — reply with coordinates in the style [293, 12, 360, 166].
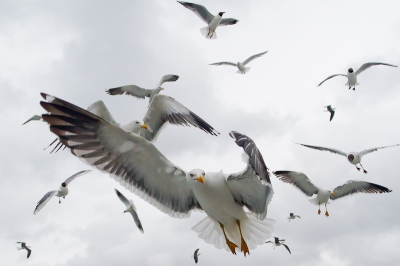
[39, 93, 274, 256]
[210, 51, 268, 74]
[274, 171, 392, 216]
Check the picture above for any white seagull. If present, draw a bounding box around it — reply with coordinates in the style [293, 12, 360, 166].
[274, 171, 392, 217]
[323, 105, 335, 122]
[16, 242, 31, 259]
[177, 1, 239, 39]
[193, 248, 201, 263]
[265, 237, 291, 254]
[288, 213, 301, 222]
[106, 74, 179, 105]
[210, 51, 268, 74]
[40, 93, 275, 256]
[318, 62, 397, 90]
[115, 189, 144, 233]
[22, 115, 42, 125]
[295, 142, 400, 173]
[33, 170, 92, 214]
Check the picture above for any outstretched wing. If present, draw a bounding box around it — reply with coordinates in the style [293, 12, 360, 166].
[157, 74, 179, 87]
[219, 18, 239, 26]
[243, 51, 268, 66]
[26, 247, 32, 258]
[226, 131, 273, 220]
[273, 171, 319, 197]
[331, 180, 392, 200]
[115, 188, 131, 207]
[138, 94, 219, 142]
[106, 85, 152, 100]
[177, 1, 214, 24]
[86, 100, 119, 126]
[130, 208, 144, 234]
[359, 144, 400, 157]
[22, 115, 42, 125]
[33, 190, 57, 214]
[355, 62, 397, 76]
[282, 244, 291, 254]
[40, 93, 202, 218]
[317, 74, 347, 86]
[209, 61, 237, 67]
[64, 170, 92, 185]
[295, 142, 347, 157]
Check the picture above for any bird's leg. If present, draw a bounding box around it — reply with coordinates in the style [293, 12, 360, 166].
[356, 165, 360, 171]
[318, 203, 321, 215]
[325, 203, 329, 217]
[63, 196, 65, 199]
[353, 86, 356, 91]
[348, 86, 351, 90]
[219, 222, 238, 255]
[236, 220, 250, 257]
[359, 163, 368, 174]
[59, 197, 61, 204]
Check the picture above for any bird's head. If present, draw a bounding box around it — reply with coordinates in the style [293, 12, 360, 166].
[218, 12, 225, 16]
[347, 154, 354, 162]
[329, 190, 336, 197]
[187, 169, 205, 184]
[348, 68, 354, 73]
[130, 120, 149, 130]
[61, 182, 67, 187]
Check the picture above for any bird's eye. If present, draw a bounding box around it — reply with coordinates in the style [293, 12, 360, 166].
[203, 173, 205, 176]
[136, 122, 139, 124]
[190, 174, 194, 177]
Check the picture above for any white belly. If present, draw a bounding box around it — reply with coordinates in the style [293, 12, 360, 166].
[208, 16, 222, 32]
[237, 62, 245, 72]
[56, 187, 69, 197]
[347, 73, 357, 86]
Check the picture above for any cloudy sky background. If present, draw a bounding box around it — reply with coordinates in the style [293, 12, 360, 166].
[1, 0, 400, 265]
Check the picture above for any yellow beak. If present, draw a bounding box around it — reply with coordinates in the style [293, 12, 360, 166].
[195, 175, 204, 184]
[141, 124, 148, 129]
[331, 192, 336, 196]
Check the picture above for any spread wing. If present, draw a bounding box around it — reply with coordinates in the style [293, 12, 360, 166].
[86, 100, 119, 125]
[359, 144, 400, 157]
[106, 85, 152, 100]
[33, 190, 57, 214]
[157, 74, 179, 87]
[273, 171, 319, 197]
[64, 170, 92, 185]
[209, 61, 236, 67]
[40, 93, 202, 218]
[219, 18, 239, 26]
[226, 131, 273, 220]
[355, 62, 397, 76]
[138, 94, 219, 142]
[242, 51, 268, 66]
[331, 180, 392, 200]
[130, 208, 144, 234]
[282, 244, 291, 254]
[26, 247, 32, 258]
[22, 115, 42, 125]
[177, 1, 214, 24]
[317, 74, 347, 86]
[295, 142, 347, 157]
[329, 109, 335, 121]
[115, 188, 131, 207]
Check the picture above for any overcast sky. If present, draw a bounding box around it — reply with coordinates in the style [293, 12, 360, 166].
[1, 0, 400, 265]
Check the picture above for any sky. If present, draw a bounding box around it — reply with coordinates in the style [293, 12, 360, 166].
[1, 0, 400, 265]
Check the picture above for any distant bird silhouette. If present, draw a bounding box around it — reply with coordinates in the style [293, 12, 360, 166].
[16, 242, 31, 258]
[324, 105, 336, 121]
[265, 237, 291, 254]
[193, 248, 201, 263]
[288, 213, 301, 222]
[115, 189, 144, 233]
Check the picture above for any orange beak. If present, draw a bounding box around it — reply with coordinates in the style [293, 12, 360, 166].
[141, 124, 148, 129]
[195, 175, 204, 184]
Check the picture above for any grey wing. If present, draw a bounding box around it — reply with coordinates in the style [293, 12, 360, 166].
[106, 85, 152, 100]
[22, 115, 42, 125]
[40, 93, 202, 218]
[355, 62, 398, 76]
[177, 1, 214, 24]
[194, 248, 199, 263]
[219, 18, 239, 26]
[130, 209, 144, 234]
[33, 190, 57, 214]
[157, 74, 179, 87]
[331, 180, 392, 200]
[273, 171, 319, 197]
[64, 170, 92, 185]
[359, 144, 400, 157]
[86, 100, 119, 125]
[115, 188, 131, 207]
[227, 131, 273, 220]
[282, 244, 291, 254]
[139, 94, 219, 142]
[209, 61, 237, 67]
[242, 51, 268, 66]
[317, 74, 347, 86]
[295, 142, 347, 157]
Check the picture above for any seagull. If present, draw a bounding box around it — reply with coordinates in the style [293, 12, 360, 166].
[44, 94, 219, 153]
[16, 242, 31, 259]
[33, 170, 92, 214]
[40, 93, 275, 256]
[193, 248, 201, 263]
[177, 1, 239, 39]
[317, 62, 397, 90]
[115, 189, 144, 233]
[106, 74, 179, 105]
[274, 171, 392, 217]
[210, 51, 268, 74]
[294, 142, 400, 173]
[288, 213, 301, 222]
[265, 237, 291, 254]
[22, 115, 42, 125]
[324, 105, 335, 121]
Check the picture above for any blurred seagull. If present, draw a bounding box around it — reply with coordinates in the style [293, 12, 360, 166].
[40, 94, 275, 256]
[16, 242, 31, 259]
[193, 248, 201, 263]
[115, 189, 144, 233]
[210, 51, 268, 74]
[33, 170, 92, 214]
[274, 171, 392, 216]
[177, 1, 238, 39]
[318, 62, 397, 90]
[324, 105, 336, 121]
[265, 237, 291, 254]
[22, 115, 42, 125]
[106, 74, 179, 105]
[288, 213, 301, 222]
[295, 142, 400, 173]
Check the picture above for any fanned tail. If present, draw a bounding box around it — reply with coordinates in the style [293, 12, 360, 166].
[236, 67, 251, 74]
[200, 27, 217, 39]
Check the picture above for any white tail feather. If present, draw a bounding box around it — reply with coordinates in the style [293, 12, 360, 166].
[200, 27, 217, 39]
[236, 67, 251, 74]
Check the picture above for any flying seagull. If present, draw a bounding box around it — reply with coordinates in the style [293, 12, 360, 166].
[177, 1, 239, 39]
[324, 105, 335, 121]
[294, 142, 400, 173]
[193, 248, 201, 263]
[288, 213, 301, 222]
[115, 189, 144, 233]
[210, 51, 268, 74]
[22, 115, 42, 125]
[317, 62, 397, 90]
[106, 74, 179, 105]
[40, 93, 275, 256]
[274, 171, 392, 216]
[265, 237, 291, 254]
[16, 242, 31, 259]
[33, 170, 92, 214]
